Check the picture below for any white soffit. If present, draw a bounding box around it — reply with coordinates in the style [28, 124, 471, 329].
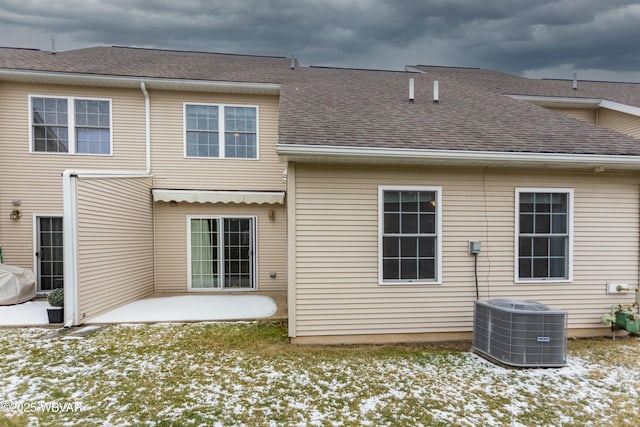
[0, 69, 280, 95]
[509, 95, 640, 117]
[276, 144, 640, 170]
[152, 189, 285, 204]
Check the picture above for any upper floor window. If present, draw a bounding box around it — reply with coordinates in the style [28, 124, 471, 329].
[379, 186, 442, 285]
[30, 96, 112, 155]
[516, 189, 573, 282]
[185, 104, 257, 159]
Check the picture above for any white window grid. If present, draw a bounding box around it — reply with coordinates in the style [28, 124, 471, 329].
[29, 95, 113, 155]
[183, 103, 259, 160]
[378, 185, 443, 285]
[515, 188, 574, 283]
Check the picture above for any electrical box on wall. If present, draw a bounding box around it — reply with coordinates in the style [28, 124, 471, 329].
[469, 241, 481, 255]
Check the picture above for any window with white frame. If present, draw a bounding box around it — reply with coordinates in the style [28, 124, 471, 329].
[185, 104, 257, 159]
[379, 186, 441, 284]
[189, 217, 256, 289]
[31, 96, 111, 154]
[516, 189, 573, 281]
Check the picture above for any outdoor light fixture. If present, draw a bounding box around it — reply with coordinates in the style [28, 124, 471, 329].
[268, 210, 275, 221]
[9, 199, 21, 220]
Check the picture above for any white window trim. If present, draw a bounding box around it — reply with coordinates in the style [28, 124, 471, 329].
[514, 187, 574, 283]
[186, 215, 258, 291]
[32, 213, 63, 294]
[378, 185, 443, 285]
[183, 102, 260, 160]
[28, 94, 113, 156]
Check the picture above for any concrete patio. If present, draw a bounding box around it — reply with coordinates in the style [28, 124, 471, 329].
[0, 293, 286, 327]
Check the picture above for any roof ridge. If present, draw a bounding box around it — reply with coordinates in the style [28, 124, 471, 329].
[541, 77, 640, 85]
[107, 45, 288, 60]
[309, 65, 410, 74]
[416, 64, 481, 70]
[0, 46, 42, 51]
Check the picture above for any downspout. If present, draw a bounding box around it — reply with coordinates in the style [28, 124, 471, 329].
[141, 82, 157, 294]
[62, 81, 152, 327]
[140, 82, 151, 174]
[62, 170, 78, 327]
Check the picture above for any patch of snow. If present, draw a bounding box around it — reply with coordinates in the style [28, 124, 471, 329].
[0, 300, 49, 325]
[1, 325, 638, 426]
[88, 295, 277, 323]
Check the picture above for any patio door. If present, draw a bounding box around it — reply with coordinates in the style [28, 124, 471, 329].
[189, 216, 256, 290]
[36, 216, 64, 292]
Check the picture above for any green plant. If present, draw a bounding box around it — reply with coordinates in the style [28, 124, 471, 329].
[47, 288, 64, 307]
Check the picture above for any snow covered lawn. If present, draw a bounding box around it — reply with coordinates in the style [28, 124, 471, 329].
[0, 322, 638, 426]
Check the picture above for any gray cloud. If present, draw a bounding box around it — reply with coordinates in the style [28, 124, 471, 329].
[0, 0, 638, 81]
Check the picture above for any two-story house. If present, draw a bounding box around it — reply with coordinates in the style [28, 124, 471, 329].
[278, 65, 640, 343]
[2, 46, 640, 345]
[0, 46, 293, 325]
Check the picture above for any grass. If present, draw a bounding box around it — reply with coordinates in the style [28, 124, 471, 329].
[0, 321, 638, 426]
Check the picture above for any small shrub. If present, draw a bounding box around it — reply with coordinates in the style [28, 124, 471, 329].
[47, 288, 64, 307]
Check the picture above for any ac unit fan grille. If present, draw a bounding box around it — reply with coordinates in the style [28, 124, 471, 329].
[473, 299, 567, 367]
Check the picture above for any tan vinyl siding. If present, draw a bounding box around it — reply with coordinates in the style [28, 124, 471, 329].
[547, 106, 640, 140]
[292, 164, 640, 338]
[149, 90, 284, 191]
[547, 107, 596, 124]
[154, 202, 286, 293]
[598, 108, 640, 139]
[0, 82, 147, 269]
[75, 176, 154, 322]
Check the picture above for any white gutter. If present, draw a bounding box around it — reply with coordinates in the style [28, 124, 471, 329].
[0, 69, 280, 95]
[598, 100, 640, 117]
[509, 95, 640, 117]
[276, 144, 640, 169]
[62, 82, 152, 327]
[508, 95, 601, 107]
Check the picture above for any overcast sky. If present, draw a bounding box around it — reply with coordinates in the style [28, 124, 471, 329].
[1, 0, 639, 82]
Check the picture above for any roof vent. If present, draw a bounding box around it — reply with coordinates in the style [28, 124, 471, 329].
[572, 72, 578, 90]
[409, 78, 415, 102]
[51, 38, 56, 55]
[433, 80, 439, 103]
[290, 55, 296, 70]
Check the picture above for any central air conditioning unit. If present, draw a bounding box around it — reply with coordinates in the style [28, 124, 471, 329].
[473, 299, 567, 367]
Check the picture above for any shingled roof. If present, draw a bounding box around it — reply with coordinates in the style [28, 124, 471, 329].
[278, 66, 640, 157]
[416, 65, 640, 108]
[2, 46, 639, 160]
[0, 46, 293, 83]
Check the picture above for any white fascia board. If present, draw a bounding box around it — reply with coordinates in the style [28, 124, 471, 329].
[508, 95, 601, 107]
[276, 144, 640, 169]
[509, 95, 640, 117]
[0, 69, 280, 94]
[598, 100, 640, 117]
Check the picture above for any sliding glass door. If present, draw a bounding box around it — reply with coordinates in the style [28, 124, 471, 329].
[189, 217, 255, 289]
